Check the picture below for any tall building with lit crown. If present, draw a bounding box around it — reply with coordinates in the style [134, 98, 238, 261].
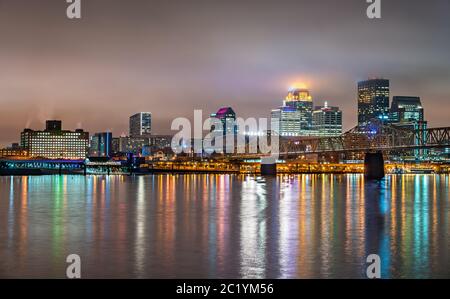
[129, 112, 152, 137]
[210, 107, 237, 135]
[312, 102, 343, 137]
[284, 88, 313, 131]
[358, 79, 390, 127]
[20, 120, 89, 159]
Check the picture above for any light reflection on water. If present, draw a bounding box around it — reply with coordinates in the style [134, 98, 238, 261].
[0, 174, 449, 278]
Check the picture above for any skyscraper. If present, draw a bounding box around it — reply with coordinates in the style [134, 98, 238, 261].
[210, 107, 237, 136]
[129, 112, 152, 137]
[271, 106, 302, 137]
[284, 88, 313, 131]
[390, 96, 424, 124]
[312, 102, 343, 137]
[389, 96, 427, 160]
[357, 79, 390, 127]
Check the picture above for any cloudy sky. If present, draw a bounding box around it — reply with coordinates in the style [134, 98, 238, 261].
[0, 0, 449, 145]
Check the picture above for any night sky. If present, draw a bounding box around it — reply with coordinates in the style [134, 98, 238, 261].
[0, 0, 449, 145]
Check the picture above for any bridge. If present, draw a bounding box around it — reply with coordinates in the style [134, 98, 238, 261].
[278, 123, 450, 156]
[0, 159, 126, 175]
[237, 121, 450, 178]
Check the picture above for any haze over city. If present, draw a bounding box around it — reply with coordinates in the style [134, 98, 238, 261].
[0, 0, 449, 146]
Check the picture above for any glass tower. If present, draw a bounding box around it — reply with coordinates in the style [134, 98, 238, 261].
[129, 112, 152, 137]
[357, 79, 390, 127]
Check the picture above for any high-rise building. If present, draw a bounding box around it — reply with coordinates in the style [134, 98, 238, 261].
[210, 107, 237, 135]
[389, 96, 427, 160]
[284, 88, 313, 131]
[357, 79, 390, 127]
[89, 132, 112, 157]
[129, 112, 152, 137]
[20, 120, 89, 159]
[271, 106, 302, 137]
[312, 102, 343, 137]
[390, 96, 424, 124]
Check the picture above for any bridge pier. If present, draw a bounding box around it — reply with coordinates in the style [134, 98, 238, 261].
[260, 157, 277, 176]
[364, 152, 385, 180]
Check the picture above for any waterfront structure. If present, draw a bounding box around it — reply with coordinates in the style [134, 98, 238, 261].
[210, 107, 237, 135]
[0, 144, 29, 158]
[129, 112, 152, 137]
[357, 79, 390, 127]
[271, 106, 302, 137]
[312, 102, 343, 137]
[89, 132, 112, 157]
[284, 88, 313, 131]
[20, 120, 89, 159]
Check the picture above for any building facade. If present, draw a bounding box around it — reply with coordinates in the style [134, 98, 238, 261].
[129, 112, 152, 137]
[271, 106, 302, 137]
[89, 132, 112, 157]
[284, 88, 313, 131]
[312, 102, 343, 137]
[210, 107, 237, 136]
[358, 79, 390, 127]
[20, 120, 89, 159]
[0, 144, 29, 158]
[389, 96, 428, 160]
[112, 136, 150, 155]
[389, 96, 424, 125]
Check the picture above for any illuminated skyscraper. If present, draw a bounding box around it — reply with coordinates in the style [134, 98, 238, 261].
[390, 96, 424, 124]
[390, 96, 428, 160]
[210, 107, 237, 136]
[129, 112, 152, 137]
[357, 79, 390, 127]
[312, 102, 343, 137]
[284, 88, 313, 131]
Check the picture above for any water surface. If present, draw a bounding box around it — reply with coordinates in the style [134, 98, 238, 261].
[0, 174, 449, 278]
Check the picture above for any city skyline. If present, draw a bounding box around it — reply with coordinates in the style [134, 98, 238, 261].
[1, 0, 449, 146]
[1, 0, 450, 283]
[0, 76, 428, 146]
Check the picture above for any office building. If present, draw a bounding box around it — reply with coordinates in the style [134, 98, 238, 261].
[271, 106, 302, 137]
[89, 132, 112, 158]
[358, 79, 390, 126]
[20, 120, 89, 159]
[129, 112, 152, 137]
[210, 107, 237, 136]
[312, 102, 343, 137]
[390, 96, 424, 124]
[112, 136, 150, 155]
[284, 88, 313, 131]
[389, 96, 428, 160]
[0, 143, 29, 158]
